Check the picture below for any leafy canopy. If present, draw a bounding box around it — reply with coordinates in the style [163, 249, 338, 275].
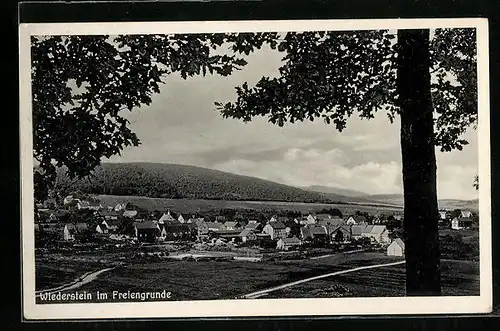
[217, 29, 477, 152]
[31, 33, 276, 197]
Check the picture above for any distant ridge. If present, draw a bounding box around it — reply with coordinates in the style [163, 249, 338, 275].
[52, 162, 478, 210]
[364, 193, 479, 211]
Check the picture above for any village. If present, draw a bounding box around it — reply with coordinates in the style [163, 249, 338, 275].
[34, 192, 479, 261]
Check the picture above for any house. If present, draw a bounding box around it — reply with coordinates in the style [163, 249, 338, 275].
[317, 217, 344, 228]
[101, 218, 122, 233]
[245, 222, 263, 231]
[350, 224, 389, 244]
[114, 203, 126, 212]
[294, 214, 316, 225]
[329, 225, 352, 243]
[387, 238, 405, 257]
[460, 210, 473, 218]
[159, 223, 191, 241]
[158, 211, 176, 224]
[206, 222, 226, 232]
[350, 225, 371, 240]
[77, 200, 102, 211]
[95, 222, 108, 234]
[134, 221, 160, 243]
[438, 210, 448, 220]
[367, 225, 390, 244]
[191, 218, 209, 237]
[238, 228, 257, 243]
[63, 222, 89, 241]
[276, 237, 302, 251]
[99, 209, 120, 221]
[451, 217, 474, 230]
[262, 221, 287, 240]
[177, 214, 187, 223]
[224, 221, 242, 231]
[123, 210, 138, 218]
[218, 230, 242, 242]
[347, 215, 367, 225]
[269, 215, 289, 225]
[300, 224, 328, 243]
[306, 214, 317, 224]
[63, 195, 79, 205]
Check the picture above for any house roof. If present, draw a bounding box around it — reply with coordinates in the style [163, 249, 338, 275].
[192, 218, 207, 227]
[351, 225, 370, 235]
[281, 237, 301, 244]
[370, 225, 387, 235]
[349, 215, 367, 223]
[103, 218, 121, 226]
[134, 221, 158, 230]
[317, 218, 344, 228]
[268, 221, 286, 229]
[159, 212, 175, 222]
[307, 225, 327, 235]
[97, 223, 108, 230]
[65, 222, 89, 231]
[239, 228, 256, 237]
[206, 222, 225, 229]
[272, 216, 289, 223]
[329, 225, 351, 234]
[301, 227, 312, 239]
[224, 221, 240, 228]
[245, 222, 261, 229]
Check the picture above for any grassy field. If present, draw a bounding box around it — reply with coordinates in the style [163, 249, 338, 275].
[97, 194, 403, 215]
[35, 259, 106, 291]
[266, 259, 479, 298]
[34, 250, 480, 304]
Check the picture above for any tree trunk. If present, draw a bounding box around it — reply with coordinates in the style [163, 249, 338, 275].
[397, 29, 441, 296]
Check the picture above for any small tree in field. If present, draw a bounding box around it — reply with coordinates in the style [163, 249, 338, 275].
[32, 28, 477, 296]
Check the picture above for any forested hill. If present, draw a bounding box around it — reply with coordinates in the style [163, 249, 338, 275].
[53, 162, 350, 203]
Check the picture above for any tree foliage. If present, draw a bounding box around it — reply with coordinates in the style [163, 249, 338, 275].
[216, 29, 477, 151]
[32, 29, 476, 201]
[31, 33, 276, 199]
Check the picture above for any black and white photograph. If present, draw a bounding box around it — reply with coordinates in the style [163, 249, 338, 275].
[19, 18, 491, 319]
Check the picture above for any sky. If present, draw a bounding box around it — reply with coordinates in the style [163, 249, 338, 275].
[107, 42, 479, 200]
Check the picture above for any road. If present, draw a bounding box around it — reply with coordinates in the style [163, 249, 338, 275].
[239, 260, 406, 299]
[35, 267, 115, 297]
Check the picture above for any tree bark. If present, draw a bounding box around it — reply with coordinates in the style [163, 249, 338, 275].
[397, 29, 441, 296]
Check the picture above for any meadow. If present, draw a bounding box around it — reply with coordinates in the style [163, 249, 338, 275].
[97, 194, 403, 215]
[35, 251, 479, 303]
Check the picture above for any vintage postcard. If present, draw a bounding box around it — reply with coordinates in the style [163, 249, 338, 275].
[19, 18, 492, 320]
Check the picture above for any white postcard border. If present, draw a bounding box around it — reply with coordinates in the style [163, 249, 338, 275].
[19, 18, 492, 320]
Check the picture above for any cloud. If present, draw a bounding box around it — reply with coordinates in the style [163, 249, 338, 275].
[214, 147, 402, 195]
[106, 42, 479, 201]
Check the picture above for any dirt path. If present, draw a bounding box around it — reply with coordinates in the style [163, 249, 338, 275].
[239, 260, 406, 299]
[36, 267, 115, 297]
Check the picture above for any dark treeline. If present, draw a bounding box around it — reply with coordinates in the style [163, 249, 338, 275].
[51, 162, 348, 204]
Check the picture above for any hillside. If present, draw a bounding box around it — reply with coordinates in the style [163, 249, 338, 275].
[365, 194, 479, 212]
[53, 162, 359, 204]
